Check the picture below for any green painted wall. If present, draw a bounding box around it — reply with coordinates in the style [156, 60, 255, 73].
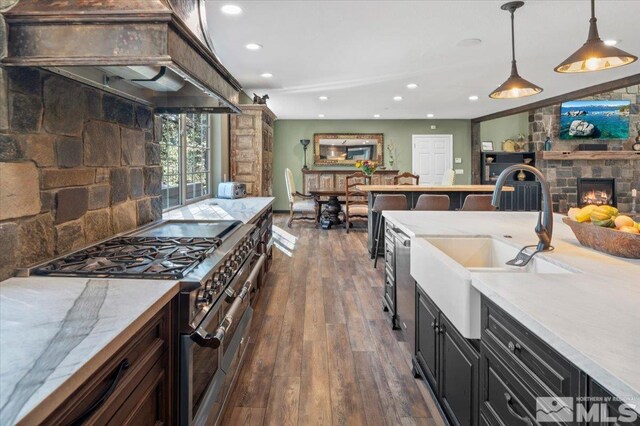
[479, 112, 529, 151]
[272, 119, 471, 211]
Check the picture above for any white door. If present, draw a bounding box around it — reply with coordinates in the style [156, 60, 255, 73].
[412, 135, 453, 185]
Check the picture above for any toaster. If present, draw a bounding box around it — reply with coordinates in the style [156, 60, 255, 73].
[218, 182, 246, 199]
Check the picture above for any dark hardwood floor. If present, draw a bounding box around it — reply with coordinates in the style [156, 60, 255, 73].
[221, 215, 445, 425]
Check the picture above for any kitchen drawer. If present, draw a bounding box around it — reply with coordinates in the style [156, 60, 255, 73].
[46, 302, 174, 425]
[482, 298, 581, 399]
[384, 240, 395, 274]
[480, 342, 540, 426]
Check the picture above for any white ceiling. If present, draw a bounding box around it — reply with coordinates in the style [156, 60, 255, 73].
[205, 0, 640, 120]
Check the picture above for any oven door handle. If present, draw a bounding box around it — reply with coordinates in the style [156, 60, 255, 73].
[190, 253, 266, 349]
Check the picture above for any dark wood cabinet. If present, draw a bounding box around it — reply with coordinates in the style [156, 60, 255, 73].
[498, 181, 541, 212]
[45, 299, 176, 425]
[587, 379, 640, 426]
[480, 152, 541, 211]
[415, 285, 479, 426]
[440, 314, 480, 426]
[416, 286, 439, 390]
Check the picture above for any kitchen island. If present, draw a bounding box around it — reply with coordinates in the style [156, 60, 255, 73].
[383, 210, 640, 424]
[357, 184, 514, 256]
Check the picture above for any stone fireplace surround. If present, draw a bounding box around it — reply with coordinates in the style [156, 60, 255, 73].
[0, 68, 163, 281]
[529, 84, 640, 213]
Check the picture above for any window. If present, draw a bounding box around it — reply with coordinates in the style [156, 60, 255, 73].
[160, 113, 211, 210]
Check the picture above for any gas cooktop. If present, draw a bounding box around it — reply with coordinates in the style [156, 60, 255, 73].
[32, 220, 243, 280]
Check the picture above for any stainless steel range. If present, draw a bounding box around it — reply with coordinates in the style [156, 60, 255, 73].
[22, 219, 264, 425]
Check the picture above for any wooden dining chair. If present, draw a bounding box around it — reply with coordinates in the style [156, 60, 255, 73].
[285, 168, 318, 227]
[413, 194, 450, 211]
[460, 194, 497, 211]
[393, 172, 419, 185]
[344, 172, 370, 233]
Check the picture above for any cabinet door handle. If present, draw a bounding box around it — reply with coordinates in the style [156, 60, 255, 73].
[438, 324, 446, 335]
[504, 392, 533, 426]
[69, 358, 130, 425]
[508, 341, 522, 353]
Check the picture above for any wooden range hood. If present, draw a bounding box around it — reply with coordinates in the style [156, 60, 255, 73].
[0, 0, 242, 113]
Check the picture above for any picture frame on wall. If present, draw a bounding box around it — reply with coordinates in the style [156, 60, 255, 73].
[481, 141, 494, 151]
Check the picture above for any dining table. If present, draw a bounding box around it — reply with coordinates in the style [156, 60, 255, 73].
[307, 189, 348, 229]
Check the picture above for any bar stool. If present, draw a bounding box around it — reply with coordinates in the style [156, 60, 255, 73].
[372, 194, 407, 268]
[413, 194, 450, 211]
[460, 194, 497, 211]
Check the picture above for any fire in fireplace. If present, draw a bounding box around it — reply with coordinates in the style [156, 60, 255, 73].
[577, 178, 616, 207]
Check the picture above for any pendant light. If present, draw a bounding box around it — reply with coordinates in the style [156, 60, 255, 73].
[489, 1, 542, 99]
[554, 0, 637, 73]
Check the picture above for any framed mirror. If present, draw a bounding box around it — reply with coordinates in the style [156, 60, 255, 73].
[313, 133, 384, 166]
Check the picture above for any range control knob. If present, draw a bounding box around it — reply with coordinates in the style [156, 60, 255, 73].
[196, 290, 209, 307]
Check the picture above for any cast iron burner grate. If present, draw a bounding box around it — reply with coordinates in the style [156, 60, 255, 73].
[34, 236, 222, 279]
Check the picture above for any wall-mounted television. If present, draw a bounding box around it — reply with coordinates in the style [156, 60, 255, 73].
[560, 100, 630, 140]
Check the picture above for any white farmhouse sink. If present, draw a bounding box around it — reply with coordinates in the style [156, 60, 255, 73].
[411, 236, 574, 339]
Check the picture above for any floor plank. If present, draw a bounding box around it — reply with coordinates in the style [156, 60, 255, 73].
[222, 215, 442, 425]
[298, 340, 332, 425]
[264, 375, 301, 426]
[326, 323, 367, 426]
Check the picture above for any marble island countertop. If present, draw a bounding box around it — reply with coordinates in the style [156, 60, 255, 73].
[0, 277, 179, 425]
[383, 211, 640, 410]
[163, 197, 274, 223]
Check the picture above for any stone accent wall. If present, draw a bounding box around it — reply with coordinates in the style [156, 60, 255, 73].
[529, 85, 640, 213]
[0, 68, 162, 280]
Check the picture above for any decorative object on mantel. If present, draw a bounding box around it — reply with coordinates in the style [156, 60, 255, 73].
[634, 123, 640, 151]
[554, 0, 637, 73]
[489, 1, 543, 99]
[502, 139, 516, 152]
[252, 93, 269, 104]
[544, 137, 552, 151]
[631, 189, 637, 215]
[386, 139, 397, 168]
[300, 139, 310, 170]
[355, 160, 378, 177]
[541, 116, 553, 151]
[515, 133, 527, 152]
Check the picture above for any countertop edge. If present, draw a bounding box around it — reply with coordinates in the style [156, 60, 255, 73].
[471, 278, 640, 413]
[16, 281, 180, 425]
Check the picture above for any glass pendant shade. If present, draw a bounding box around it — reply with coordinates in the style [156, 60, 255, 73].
[489, 1, 543, 100]
[554, 0, 637, 73]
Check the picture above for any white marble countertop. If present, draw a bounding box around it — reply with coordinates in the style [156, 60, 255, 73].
[384, 211, 640, 410]
[0, 277, 179, 425]
[163, 197, 274, 224]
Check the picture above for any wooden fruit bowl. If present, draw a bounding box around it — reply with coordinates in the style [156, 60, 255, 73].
[562, 217, 640, 259]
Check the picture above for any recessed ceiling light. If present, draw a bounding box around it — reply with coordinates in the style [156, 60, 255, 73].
[457, 38, 482, 47]
[427, 113, 434, 118]
[318, 114, 325, 118]
[373, 114, 380, 118]
[260, 73, 273, 78]
[319, 96, 328, 101]
[406, 83, 419, 89]
[393, 96, 403, 101]
[245, 43, 262, 50]
[221, 4, 242, 15]
[469, 95, 479, 101]
[604, 39, 619, 46]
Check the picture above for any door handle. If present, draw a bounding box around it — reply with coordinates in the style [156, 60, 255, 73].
[504, 392, 533, 426]
[191, 254, 265, 348]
